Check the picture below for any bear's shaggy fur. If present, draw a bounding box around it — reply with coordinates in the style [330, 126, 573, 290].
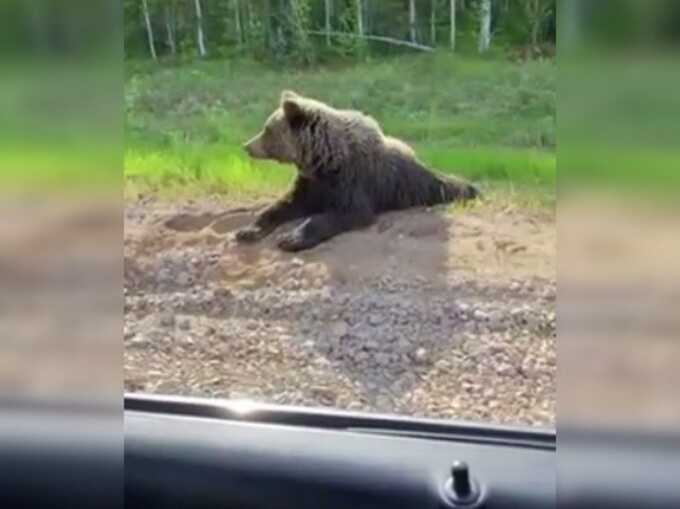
[237, 90, 479, 252]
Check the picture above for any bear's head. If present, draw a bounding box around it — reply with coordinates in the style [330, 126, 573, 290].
[243, 90, 312, 166]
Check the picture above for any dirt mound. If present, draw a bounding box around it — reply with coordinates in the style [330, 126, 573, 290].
[129, 201, 553, 290]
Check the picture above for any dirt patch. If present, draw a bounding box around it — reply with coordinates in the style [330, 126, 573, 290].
[124, 196, 555, 426]
[1, 200, 121, 398]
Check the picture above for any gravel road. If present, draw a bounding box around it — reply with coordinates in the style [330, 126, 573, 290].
[124, 196, 555, 426]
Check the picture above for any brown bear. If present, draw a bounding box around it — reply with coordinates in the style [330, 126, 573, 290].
[237, 90, 479, 252]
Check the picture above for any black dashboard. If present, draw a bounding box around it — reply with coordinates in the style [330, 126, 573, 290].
[125, 394, 556, 509]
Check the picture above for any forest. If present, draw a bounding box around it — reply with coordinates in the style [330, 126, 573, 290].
[124, 0, 556, 63]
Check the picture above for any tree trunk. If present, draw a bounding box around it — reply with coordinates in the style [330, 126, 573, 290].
[165, 4, 176, 56]
[325, 0, 332, 46]
[234, 0, 243, 46]
[246, 0, 255, 44]
[141, 0, 157, 61]
[450, 0, 456, 51]
[409, 0, 417, 43]
[530, 0, 544, 47]
[356, 0, 364, 36]
[264, 0, 272, 51]
[478, 0, 491, 53]
[194, 0, 207, 57]
[531, 20, 539, 47]
[430, 0, 436, 45]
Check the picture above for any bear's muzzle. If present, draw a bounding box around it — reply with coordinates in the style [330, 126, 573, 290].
[243, 133, 267, 159]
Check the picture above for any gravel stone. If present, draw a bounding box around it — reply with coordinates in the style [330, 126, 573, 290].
[129, 334, 148, 347]
[414, 347, 429, 363]
[368, 313, 385, 326]
[472, 309, 488, 322]
[159, 312, 175, 327]
[177, 273, 193, 287]
[330, 320, 349, 337]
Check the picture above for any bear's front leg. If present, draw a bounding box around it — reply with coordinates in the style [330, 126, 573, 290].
[277, 211, 374, 252]
[235, 198, 306, 244]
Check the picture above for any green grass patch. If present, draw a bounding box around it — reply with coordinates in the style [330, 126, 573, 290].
[1, 141, 120, 195]
[419, 145, 554, 187]
[125, 53, 555, 206]
[1, 59, 121, 194]
[125, 144, 294, 200]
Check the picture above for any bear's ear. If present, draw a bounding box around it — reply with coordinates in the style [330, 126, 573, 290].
[280, 90, 301, 102]
[282, 97, 306, 128]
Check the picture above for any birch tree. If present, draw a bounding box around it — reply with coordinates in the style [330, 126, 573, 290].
[450, 0, 456, 51]
[523, 0, 551, 47]
[356, 0, 364, 36]
[141, 0, 157, 60]
[234, 0, 243, 46]
[325, 0, 332, 46]
[430, 0, 436, 45]
[478, 0, 491, 53]
[409, 0, 417, 43]
[194, 0, 207, 57]
[164, 2, 176, 56]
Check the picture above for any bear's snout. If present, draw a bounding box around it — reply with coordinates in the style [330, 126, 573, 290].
[243, 140, 255, 157]
[243, 133, 267, 160]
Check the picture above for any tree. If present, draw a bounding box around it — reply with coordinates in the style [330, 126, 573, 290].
[286, 0, 315, 64]
[523, 0, 552, 47]
[194, 0, 207, 57]
[450, 0, 456, 50]
[356, 0, 364, 36]
[164, 2, 176, 56]
[234, 0, 243, 47]
[409, 0, 417, 43]
[430, 0, 437, 45]
[325, 0, 332, 46]
[141, 0, 157, 60]
[478, 0, 491, 53]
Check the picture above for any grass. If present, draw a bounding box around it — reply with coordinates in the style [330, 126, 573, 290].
[1, 59, 121, 194]
[558, 54, 680, 204]
[125, 52, 556, 206]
